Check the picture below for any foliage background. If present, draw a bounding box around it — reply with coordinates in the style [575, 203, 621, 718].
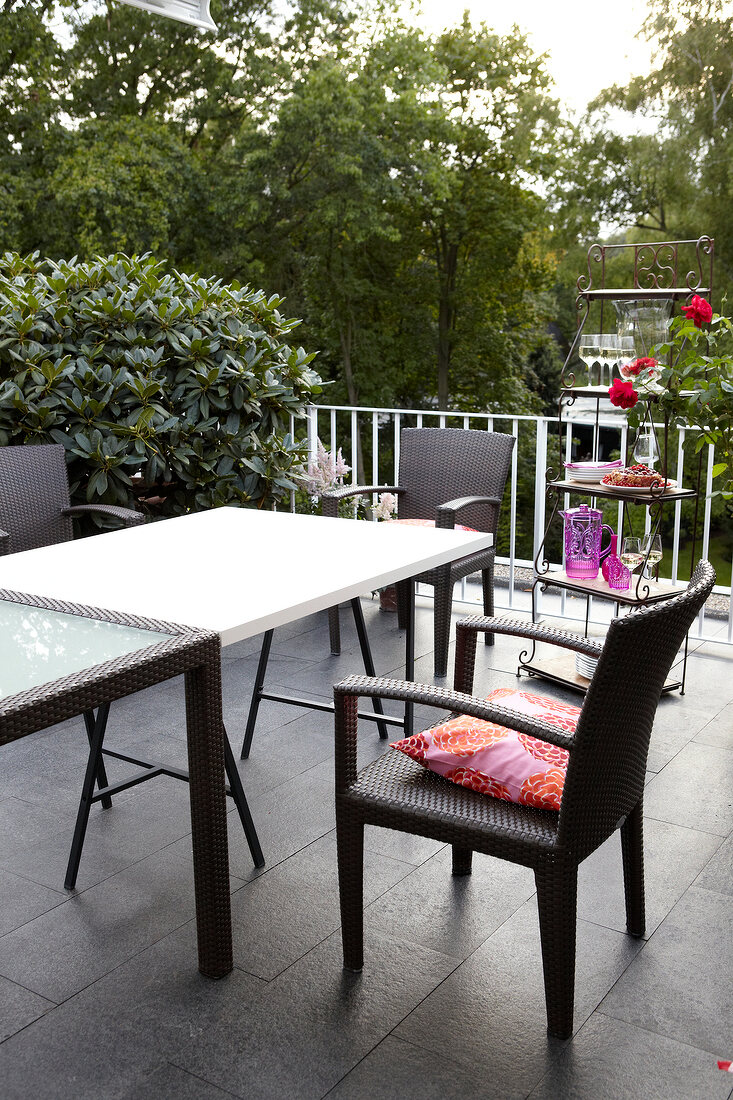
[0, 252, 321, 516]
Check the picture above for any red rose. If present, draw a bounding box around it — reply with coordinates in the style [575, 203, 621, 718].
[681, 295, 713, 328]
[608, 378, 639, 409]
[633, 356, 658, 373]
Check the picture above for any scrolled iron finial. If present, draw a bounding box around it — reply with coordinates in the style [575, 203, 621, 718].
[577, 243, 603, 294]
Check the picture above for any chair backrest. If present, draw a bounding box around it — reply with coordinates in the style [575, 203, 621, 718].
[557, 560, 716, 858]
[397, 428, 516, 533]
[0, 444, 74, 553]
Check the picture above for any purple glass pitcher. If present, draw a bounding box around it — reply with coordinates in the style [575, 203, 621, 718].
[559, 504, 613, 579]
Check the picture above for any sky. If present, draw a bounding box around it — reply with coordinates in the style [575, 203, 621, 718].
[411, 0, 653, 118]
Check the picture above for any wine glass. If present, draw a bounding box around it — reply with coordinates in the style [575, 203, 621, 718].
[577, 334, 602, 386]
[620, 537, 643, 572]
[633, 428, 660, 468]
[642, 533, 663, 577]
[600, 335, 619, 386]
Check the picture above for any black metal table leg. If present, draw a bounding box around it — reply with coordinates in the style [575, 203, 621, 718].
[350, 598, 390, 740]
[240, 629, 274, 759]
[65, 702, 111, 890]
[83, 708, 113, 809]
[223, 730, 265, 867]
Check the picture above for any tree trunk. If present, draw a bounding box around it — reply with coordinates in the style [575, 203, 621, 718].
[339, 320, 366, 484]
[436, 233, 459, 410]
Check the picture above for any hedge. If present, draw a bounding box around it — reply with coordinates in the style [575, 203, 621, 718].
[0, 251, 322, 519]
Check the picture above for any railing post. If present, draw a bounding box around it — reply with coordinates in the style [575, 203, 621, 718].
[533, 418, 548, 618]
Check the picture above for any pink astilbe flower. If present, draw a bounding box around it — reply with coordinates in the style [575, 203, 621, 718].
[305, 439, 351, 497]
[374, 492, 398, 521]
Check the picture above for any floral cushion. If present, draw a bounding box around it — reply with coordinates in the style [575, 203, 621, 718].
[389, 518, 477, 533]
[390, 687, 581, 811]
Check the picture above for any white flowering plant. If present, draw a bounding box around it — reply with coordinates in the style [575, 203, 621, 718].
[373, 492, 398, 521]
[295, 439, 369, 518]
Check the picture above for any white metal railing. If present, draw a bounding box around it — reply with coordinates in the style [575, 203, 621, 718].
[293, 403, 732, 645]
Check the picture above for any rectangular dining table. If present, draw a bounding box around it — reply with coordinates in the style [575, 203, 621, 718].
[0, 506, 493, 975]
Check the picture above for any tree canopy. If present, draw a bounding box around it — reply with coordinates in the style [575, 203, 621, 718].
[2, 0, 729, 408]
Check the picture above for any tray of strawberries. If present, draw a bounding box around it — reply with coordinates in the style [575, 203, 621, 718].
[600, 464, 676, 493]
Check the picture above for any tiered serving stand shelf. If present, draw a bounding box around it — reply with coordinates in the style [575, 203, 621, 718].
[518, 237, 714, 696]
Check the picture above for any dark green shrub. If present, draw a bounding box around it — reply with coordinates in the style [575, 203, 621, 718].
[0, 252, 322, 518]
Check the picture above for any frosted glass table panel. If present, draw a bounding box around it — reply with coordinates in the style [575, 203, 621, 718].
[0, 601, 174, 698]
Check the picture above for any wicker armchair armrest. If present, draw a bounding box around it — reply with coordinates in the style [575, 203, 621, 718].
[436, 495, 502, 529]
[334, 674, 574, 791]
[456, 616, 603, 657]
[0, 529, 9, 556]
[62, 505, 144, 528]
[321, 485, 404, 518]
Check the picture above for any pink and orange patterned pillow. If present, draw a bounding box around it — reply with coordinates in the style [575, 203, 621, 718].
[390, 687, 580, 811]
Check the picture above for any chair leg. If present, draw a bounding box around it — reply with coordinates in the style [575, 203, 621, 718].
[621, 800, 645, 937]
[328, 606, 341, 655]
[337, 809, 364, 972]
[482, 562, 495, 646]
[396, 582, 409, 631]
[433, 578, 454, 679]
[452, 846, 473, 876]
[534, 862, 578, 1040]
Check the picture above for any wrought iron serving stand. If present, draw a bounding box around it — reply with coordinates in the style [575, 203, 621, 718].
[519, 237, 714, 695]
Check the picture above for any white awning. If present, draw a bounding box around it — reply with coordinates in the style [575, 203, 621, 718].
[116, 0, 217, 32]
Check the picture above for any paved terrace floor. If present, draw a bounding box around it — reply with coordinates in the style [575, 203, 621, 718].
[0, 595, 731, 1100]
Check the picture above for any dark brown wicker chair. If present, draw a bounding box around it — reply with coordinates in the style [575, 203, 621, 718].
[323, 427, 516, 677]
[0, 442, 144, 554]
[333, 560, 715, 1039]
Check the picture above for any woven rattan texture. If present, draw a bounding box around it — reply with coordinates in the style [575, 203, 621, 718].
[0, 444, 142, 555]
[334, 560, 716, 1037]
[323, 427, 515, 675]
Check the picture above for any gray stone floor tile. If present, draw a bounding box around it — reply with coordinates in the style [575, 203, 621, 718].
[362, 823, 445, 866]
[528, 1012, 733, 1100]
[229, 832, 413, 980]
[227, 759, 337, 878]
[393, 897, 643, 1095]
[174, 929, 459, 1100]
[329, 1035, 512, 1099]
[0, 867, 66, 936]
[0, 974, 54, 1042]
[694, 701, 733, 751]
[643, 742, 733, 836]
[577, 818, 723, 935]
[0, 925, 265, 1100]
[0, 839, 243, 1002]
[599, 886, 733, 1053]
[695, 833, 733, 897]
[0, 779, 194, 893]
[113, 1062, 240, 1099]
[364, 846, 536, 959]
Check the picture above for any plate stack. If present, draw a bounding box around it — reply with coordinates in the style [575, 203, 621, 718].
[575, 652, 599, 681]
[564, 459, 623, 484]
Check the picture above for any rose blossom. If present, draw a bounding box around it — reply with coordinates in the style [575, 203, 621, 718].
[608, 378, 639, 410]
[681, 295, 713, 328]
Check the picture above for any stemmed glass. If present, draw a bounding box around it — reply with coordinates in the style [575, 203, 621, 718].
[633, 429, 660, 468]
[641, 533, 663, 577]
[620, 537, 643, 572]
[577, 334, 602, 386]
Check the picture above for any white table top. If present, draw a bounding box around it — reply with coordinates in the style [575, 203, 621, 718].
[0, 508, 492, 646]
